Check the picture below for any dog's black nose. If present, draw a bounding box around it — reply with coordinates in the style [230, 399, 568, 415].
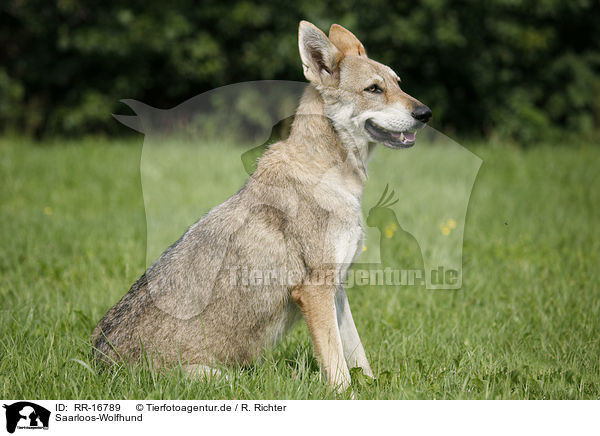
[411, 105, 432, 123]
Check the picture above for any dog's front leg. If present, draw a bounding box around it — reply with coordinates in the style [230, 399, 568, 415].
[292, 277, 351, 392]
[335, 287, 374, 378]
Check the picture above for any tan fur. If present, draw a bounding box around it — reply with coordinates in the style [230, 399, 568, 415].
[92, 21, 431, 394]
[329, 24, 366, 57]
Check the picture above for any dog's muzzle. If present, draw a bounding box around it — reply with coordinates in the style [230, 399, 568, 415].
[364, 119, 417, 149]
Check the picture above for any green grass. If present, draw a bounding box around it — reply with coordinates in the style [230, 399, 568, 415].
[1, 136, 599, 399]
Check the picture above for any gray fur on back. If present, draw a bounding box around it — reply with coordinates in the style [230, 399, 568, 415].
[92, 85, 364, 369]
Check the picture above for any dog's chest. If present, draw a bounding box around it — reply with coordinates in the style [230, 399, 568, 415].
[332, 219, 364, 268]
[309, 164, 365, 269]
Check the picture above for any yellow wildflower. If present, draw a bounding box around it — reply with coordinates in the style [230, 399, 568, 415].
[384, 223, 398, 238]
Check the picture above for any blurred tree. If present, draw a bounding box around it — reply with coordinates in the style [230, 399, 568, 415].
[0, 0, 598, 142]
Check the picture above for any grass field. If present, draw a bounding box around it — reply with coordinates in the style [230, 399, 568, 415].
[1, 136, 599, 399]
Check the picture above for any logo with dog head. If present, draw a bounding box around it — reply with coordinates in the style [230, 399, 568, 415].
[3, 402, 50, 434]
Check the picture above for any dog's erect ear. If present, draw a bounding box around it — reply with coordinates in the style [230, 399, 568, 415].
[328, 24, 366, 57]
[299, 21, 342, 86]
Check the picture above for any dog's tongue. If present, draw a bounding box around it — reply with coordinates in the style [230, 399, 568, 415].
[402, 132, 416, 142]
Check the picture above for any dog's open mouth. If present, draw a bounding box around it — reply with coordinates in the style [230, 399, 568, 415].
[364, 119, 416, 149]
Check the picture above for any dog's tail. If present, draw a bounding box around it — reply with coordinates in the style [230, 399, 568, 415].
[91, 273, 149, 365]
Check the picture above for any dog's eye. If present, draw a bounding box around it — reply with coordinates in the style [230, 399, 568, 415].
[364, 84, 383, 94]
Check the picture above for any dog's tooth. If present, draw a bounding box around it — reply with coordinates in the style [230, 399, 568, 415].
[403, 132, 416, 142]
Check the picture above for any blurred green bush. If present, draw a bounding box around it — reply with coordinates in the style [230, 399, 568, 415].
[0, 0, 598, 143]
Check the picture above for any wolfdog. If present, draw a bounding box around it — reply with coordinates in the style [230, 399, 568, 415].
[92, 21, 432, 392]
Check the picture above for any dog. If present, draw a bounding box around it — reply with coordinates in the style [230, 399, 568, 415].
[92, 21, 432, 393]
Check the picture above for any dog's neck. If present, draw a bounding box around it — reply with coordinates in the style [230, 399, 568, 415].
[254, 85, 370, 212]
[287, 85, 370, 183]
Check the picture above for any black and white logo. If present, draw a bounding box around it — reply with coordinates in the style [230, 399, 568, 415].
[3, 402, 50, 434]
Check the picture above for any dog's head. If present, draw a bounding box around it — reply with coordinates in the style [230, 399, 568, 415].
[299, 21, 431, 149]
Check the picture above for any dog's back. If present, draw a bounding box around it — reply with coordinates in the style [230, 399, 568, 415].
[92, 151, 313, 367]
